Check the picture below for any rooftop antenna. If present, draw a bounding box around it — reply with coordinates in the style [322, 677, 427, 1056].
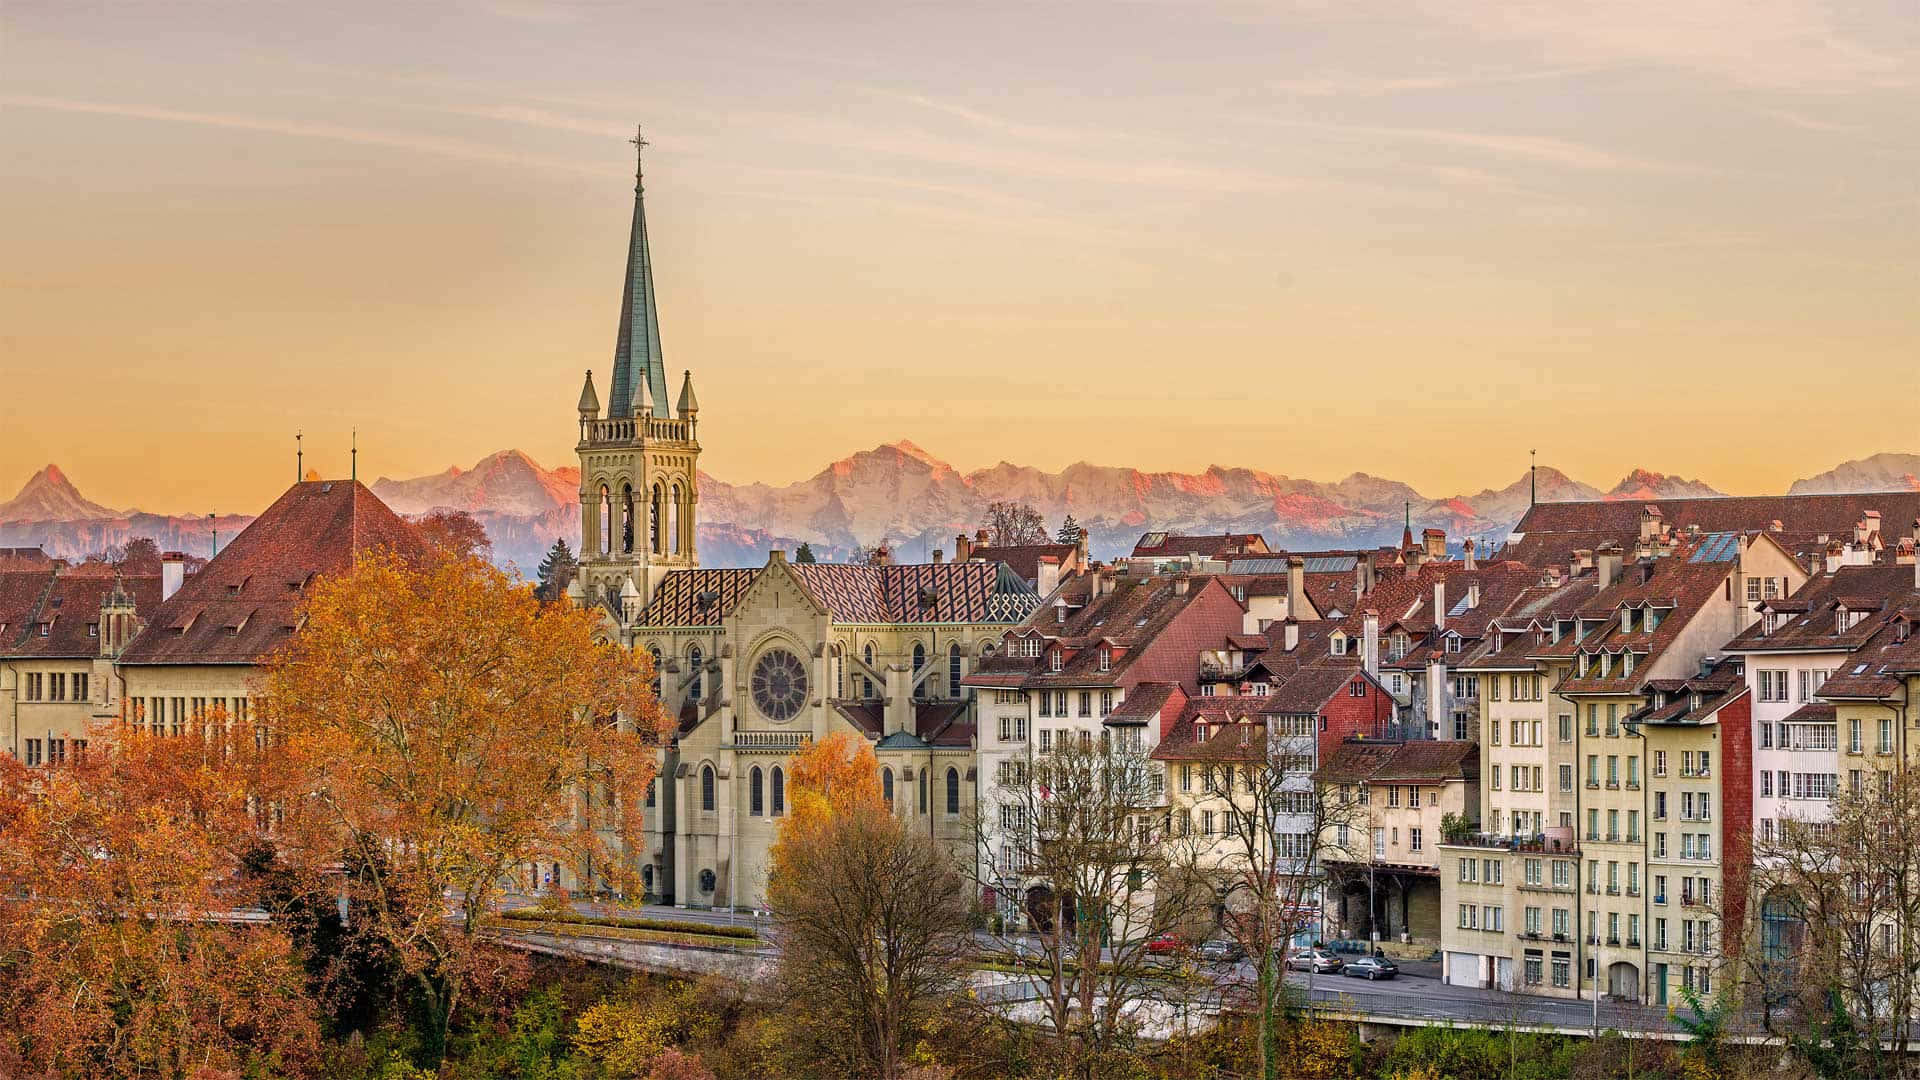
[351, 429, 358, 483]
[209, 513, 217, 558]
[296, 431, 303, 482]
[1530, 449, 1537, 506]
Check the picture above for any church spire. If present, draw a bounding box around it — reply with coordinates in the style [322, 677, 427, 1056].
[607, 125, 671, 419]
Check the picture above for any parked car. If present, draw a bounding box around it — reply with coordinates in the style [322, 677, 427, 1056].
[1341, 955, 1399, 980]
[1145, 933, 1185, 956]
[1196, 939, 1246, 963]
[1284, 948, 1343, 974]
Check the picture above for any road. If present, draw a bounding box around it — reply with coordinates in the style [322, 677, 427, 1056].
[494, 895, 1677, 1035]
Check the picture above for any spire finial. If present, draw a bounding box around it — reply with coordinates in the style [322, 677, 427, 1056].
[1530, 448, 1537, 506]
[351, 428, 358, 483]
[296, 430, 303, 482]
[630, 123, 649, 194]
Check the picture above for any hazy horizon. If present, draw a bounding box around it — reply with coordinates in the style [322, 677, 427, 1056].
[4, 0, 1916, 515]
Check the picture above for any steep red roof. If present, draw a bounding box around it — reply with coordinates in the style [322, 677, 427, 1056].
[967, 542, 1080, 585]
[635, 561, 1040, 628]
[1504, 493, 1920, 569]
[119, 480, 424, 666]
[3, 566, 163, 660]
[1132, 532, 1270, 558]
[1317, 739, 1479, 784]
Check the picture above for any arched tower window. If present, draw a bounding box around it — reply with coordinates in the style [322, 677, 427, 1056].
[946, 767, 960, 814]
[650, 484, 664, 554]
[771, 766, 786, 815]
[599, 485, 612, 556]
[688, 645, 703, 702]
[918, 769, 928, 814]
[749, 766, 764, 816]
[882, 767, 895, 809]
[700, 765, 715, 811]
[669, 483, 682, 555]
[648, 645, 662, 695]
[862, 643, 876, 699]
[832, 645, 845, 699]
[949, 642, 963, 698]
[912, 642, 926, 674]
[621, 484, 635, 554]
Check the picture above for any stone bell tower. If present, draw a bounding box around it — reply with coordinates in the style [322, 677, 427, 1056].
[575, 126, 701, 616]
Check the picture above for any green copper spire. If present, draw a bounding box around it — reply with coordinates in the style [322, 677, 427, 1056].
[608, 125, 671, 418]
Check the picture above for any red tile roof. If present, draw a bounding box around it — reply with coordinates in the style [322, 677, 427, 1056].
[1132, 532, 1270, 558]
[1505, 493, 1920, 569]
[118, 480, 425, 666]
[2, 567, 163, 660]
[635, 561, 1040, 628]
[1317, 739, 1479, 784]
[967, 543, 1080, 585]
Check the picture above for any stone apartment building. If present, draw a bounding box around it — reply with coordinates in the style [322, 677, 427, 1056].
[1, 561, 162, 764]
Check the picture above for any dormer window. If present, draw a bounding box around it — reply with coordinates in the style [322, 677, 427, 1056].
[1195, 724, 1209, 743]
[1098, 648, 1111, 672]
[1049, 649, 1063, 672]
[1646, 609, 1664, 631]
[1578, 653, 1589, 677]
[39, 623, 50, 637]
[1444, 634, 1462, 654]
[1331, 635, 1348, 656]
[1623, 652, 1635, 677]
[1620, 608, 1635, 633]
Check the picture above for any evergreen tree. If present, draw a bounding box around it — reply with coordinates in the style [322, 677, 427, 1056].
[536, 538, 577, 595]
[1056, 515, 1082, 545]
[795, 542, 817, 564]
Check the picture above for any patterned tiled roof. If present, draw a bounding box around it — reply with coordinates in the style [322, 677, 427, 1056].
[636, 560, 1040, 629]
[119, 480, 425, 665]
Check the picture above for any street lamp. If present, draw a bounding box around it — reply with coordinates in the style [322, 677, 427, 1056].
[1360, 780, 1378, 951]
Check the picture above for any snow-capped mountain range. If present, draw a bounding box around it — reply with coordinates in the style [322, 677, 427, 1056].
[4, 450, 1917, 573]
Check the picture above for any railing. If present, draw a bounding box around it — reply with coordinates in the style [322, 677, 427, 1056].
[1443, 832, 1577, 854]
[584, 415, 695, 445]
[732, 731, 807, 751]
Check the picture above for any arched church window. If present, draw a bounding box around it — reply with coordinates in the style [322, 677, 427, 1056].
[949, 642, 963, 698]
[669, 483, 682, 555]
[621, 484, 635, 554]
[688, 645, 703, 702]
[648, 645, 662, 695]
[599, 485, 612, 556]
[749, 766, 763, 816]
[918, 769, 928, 814]
[912, 643, 926, 673]
[946, 767, 960, 814]
[832, 645, 844, 699]
[882, 768, 895, 809]
[771, 766, 786, 815]
[650, 484, 663, 554]
[862, 643, 876, 699]
[701, 765, 715, 812]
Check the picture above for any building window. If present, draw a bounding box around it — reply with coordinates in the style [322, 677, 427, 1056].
[949, 643, 963, 698]
[1410, 827, 1423, 852]
[882, 768, 895, 809]
[701, 765, 716, 811]
[771, 767, 786, 815]
[913, 643, 926, 674]
[918, 769, 929, 814]
[687, 645, 704, 702]
[749, 766, 764, 816]
[946, 767, 960, 815]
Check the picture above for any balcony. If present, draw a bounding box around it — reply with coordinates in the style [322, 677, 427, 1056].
[1443, 832, 1579, 854]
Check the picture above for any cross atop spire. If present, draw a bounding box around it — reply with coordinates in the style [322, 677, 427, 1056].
[607, 125, 671, 418]
[630, 124, 648, 194]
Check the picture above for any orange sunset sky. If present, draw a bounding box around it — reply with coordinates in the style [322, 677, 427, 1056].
[2, 1, 1917, 516]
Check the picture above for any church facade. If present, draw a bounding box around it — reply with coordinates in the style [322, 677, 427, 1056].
[567, 136, 1040, 907]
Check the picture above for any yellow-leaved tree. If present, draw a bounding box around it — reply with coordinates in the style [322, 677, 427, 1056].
[266, 549, 669, 1064]
[766, 732, 969, 1079]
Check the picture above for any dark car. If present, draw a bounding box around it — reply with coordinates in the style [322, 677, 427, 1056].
[1341, 955, 1399, 980]
[1284, 948, 1343, 974]
[1196, 939, 1246, 963]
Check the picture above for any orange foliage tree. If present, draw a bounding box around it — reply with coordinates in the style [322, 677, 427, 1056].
[0, 712, 321, 1079]
[767, 732, 969, 1079]
[264, 549, 668, 1062]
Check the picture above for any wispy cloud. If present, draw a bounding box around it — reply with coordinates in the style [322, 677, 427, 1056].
[1270, 117, 1687, 174]
[0, 94, 608, 176]
[1265, 65, 1606, 97]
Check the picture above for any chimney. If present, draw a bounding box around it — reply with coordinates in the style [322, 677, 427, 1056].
[1354, 555, 1368, 600]
[954, 533, 971, 561]
[1432, 580, 1446, 633]
[1857, 511, 1880, 546]
[1172, 572, 1191, 597]
[1287, 556, 1306, 619]
[931, 548, 944, 564]
[160, 551, 187, 602]
[1423, 528, 1446, 560]
[1283, 617, 1300, 652]
[1825, 540, 1845, 576]
[1428, 658, 1447, 739]
[1405, 548, 1423, 578]
[1467, 582, 1482, 609]
[1076, 530, 1090, 566]
[1362, 612, 1380, 677]
[1464, 539, 1477, 571]
[1639, 506, 1662, 543]
[1596, 545, 1623, 589]
[975, 528, 990, 547]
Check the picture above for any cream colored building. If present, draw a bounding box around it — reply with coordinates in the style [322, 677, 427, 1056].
[1, 561, 160, 763]
[1319, 739, 1479, 949]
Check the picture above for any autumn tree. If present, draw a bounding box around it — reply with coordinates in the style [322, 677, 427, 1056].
[766, 733, 970, 1080]
[0, 712, 322, 1078]
[1205, 724, 1365, 1078]
[1743, 768, 1920, 1078]
[980, 501, 1047, 547]
[265, 549, 668, 1065]
[415, 507, 494, 561]
[973, 733, 1210, 1074]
